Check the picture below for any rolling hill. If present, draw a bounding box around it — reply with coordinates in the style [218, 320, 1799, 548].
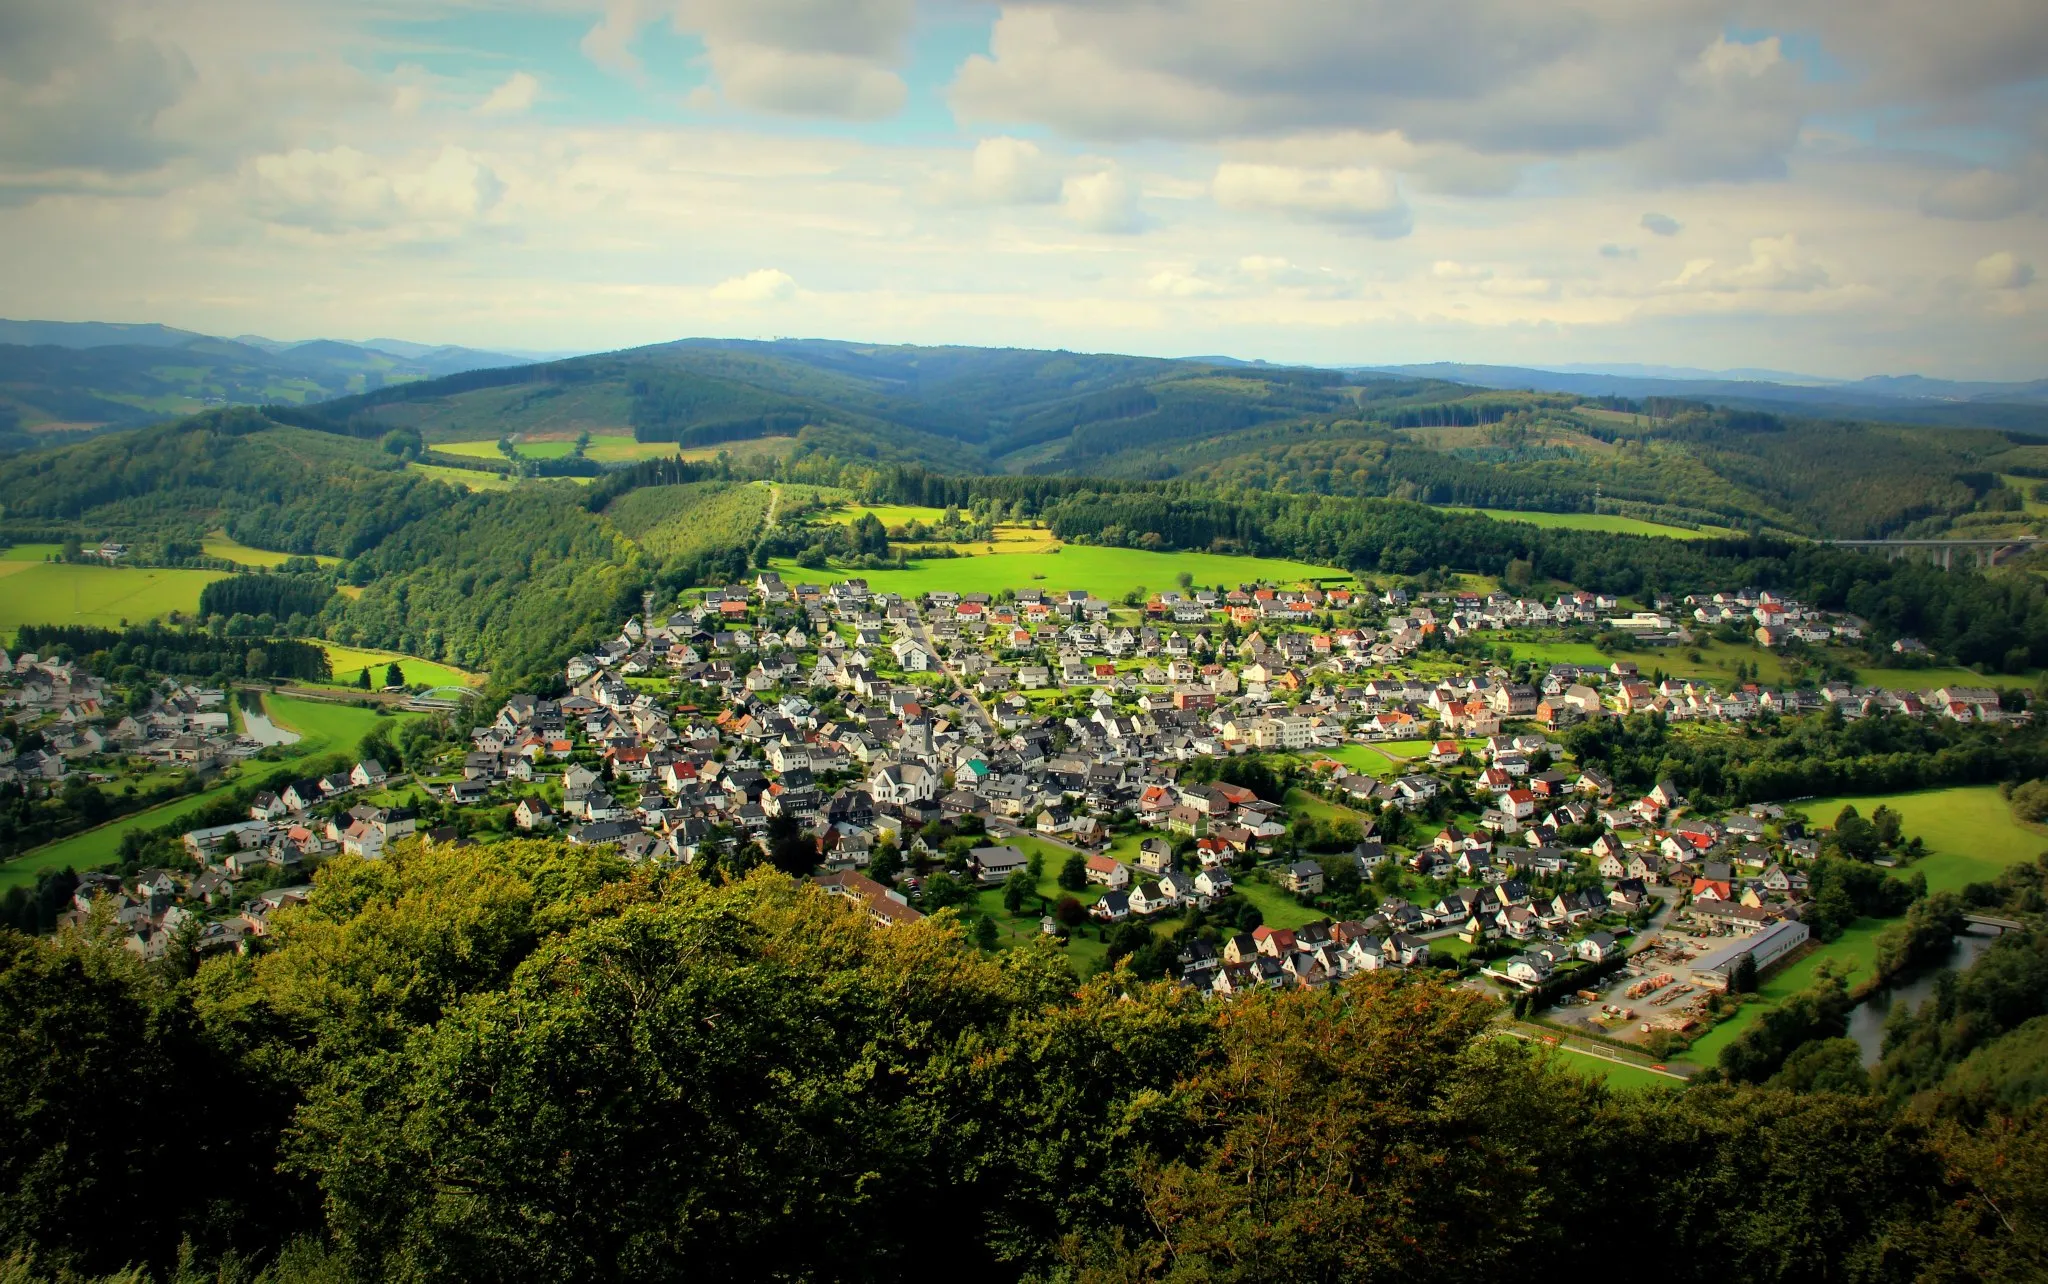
[292, 337, 2048, 540]
[0, 318, 533, 451]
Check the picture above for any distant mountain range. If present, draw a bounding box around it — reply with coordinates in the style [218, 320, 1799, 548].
[0, 319, 538, 449]
[1364, 362, 2048, 431]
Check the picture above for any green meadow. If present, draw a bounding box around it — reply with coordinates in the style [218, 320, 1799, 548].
[1448, 507, 1730, 540]
[0, 561, 227, 635]
[201, 532, 340, 569]
[318, 643, 481, 690]
[1797, 785, 2045, 895]
[770, 544, 1350, 602]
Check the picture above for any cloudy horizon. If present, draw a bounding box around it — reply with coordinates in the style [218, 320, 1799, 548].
[2, 0, 2044, 379]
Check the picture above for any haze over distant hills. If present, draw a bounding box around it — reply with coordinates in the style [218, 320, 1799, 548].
[0, 318, 539, 449]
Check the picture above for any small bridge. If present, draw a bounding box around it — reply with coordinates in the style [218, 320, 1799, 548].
[1824, 537, 2039, 570]
[1963, 913, 2026, 934]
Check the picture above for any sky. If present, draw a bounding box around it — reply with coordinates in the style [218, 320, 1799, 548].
[1, 0, 2045, 379]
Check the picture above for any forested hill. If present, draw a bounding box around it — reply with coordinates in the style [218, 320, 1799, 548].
[283, 336, 2048, 540]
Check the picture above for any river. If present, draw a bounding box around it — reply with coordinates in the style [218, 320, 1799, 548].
[1844, 926, 1999, 1066]
[240, 707, 302, 747]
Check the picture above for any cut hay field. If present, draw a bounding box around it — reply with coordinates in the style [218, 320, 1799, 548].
[0, 562, 227, 636]
[769, 545, 1351, 602]
[319, 643, 480, 690]
[1448, 507, 1731, 540]
[0, 695, 410, 891]
[1796, 785, 2045, 895]
[201, 532, 340, 569]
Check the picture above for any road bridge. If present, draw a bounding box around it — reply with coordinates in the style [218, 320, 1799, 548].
[1824, 537, 2038, 570]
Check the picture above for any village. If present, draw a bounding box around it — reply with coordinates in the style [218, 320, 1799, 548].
[0, 564, 1989, 1044]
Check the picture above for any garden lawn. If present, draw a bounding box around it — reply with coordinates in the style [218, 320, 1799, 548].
[1450, 508, 1730, 540]
[1232, 875, 1326, 930]
[1678, 918, 1892, 1066]
[0, 562, 227, 635]
[770, 544, 1351, 602]
[1798, 785, 2046, 895]
[318, 643, 481, 689]
[1284, 787, 1368, 826]
[0, 695, 410, 891]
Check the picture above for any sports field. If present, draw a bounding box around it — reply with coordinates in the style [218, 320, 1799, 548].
[1798, 785, 2045, 895]
[769, 544, 1351, 602]
[1448, 507, 1730, 540]
[319, 643, 480, 689]
[0, 562, 227, 635]
[0, 695, 409, 891]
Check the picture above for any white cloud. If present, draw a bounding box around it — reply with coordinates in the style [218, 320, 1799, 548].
[1062, 168, 1143, 234]
[585, 0, 913, 119]
[1974, 251, 2035, 291]
[1921, 169, 2029, 221]
[247, 145, 504, 237]
[478, 73, 540, 118]
[1432, 260, 1491, 281]
[1147, 269, 1222, 297]
[938, 136, 1064, 206]
[1213, 163, 1411, 237]
[1665, 235, 1831, 293]
[709, 267, 799, 301]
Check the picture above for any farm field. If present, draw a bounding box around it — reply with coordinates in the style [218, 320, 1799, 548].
[1678, 918, 1892, 1066]
[201, 531, 340, 569]
[1, 544, 65, 562]
[0, 695, 407, 891]
[0, 562, 227, 635]
[1796, 785, 2045, 895]
[1510, 638, 1795, 686]
[768, 545, 1351, 602]
[1448, 507, 1730, 540]
[318, 643, 481, 689]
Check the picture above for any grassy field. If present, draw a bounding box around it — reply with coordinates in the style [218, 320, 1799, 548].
[1549, 1046, 1682, 1090]
[1679, 918, 1892, 1065]
[1510, 637, 1794, 685]
[675, 437, 800, 465]
[1, 544, 65, 562]
[439, 435, 678, 465]
[408, 462, 519, 492]
[319, 643, 481, 689]
[819, 504, 952, 528]
[1318, 743, 1402, 777]
[201, 532, 340, 569]
[769, 545, 1350, 602]
[1797, 785, 2045, 895]
[1450, 507, 1728, 540]
[0, 562, 227, 635]
[0, 695, 408, 891]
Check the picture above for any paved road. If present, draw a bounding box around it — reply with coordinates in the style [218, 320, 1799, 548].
[915, 620, 997, 740]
